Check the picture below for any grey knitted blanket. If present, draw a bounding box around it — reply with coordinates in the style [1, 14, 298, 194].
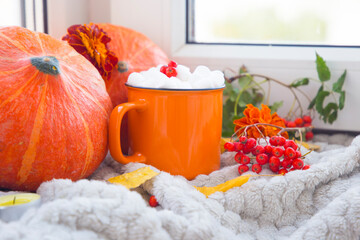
[0, 134, 359, 240]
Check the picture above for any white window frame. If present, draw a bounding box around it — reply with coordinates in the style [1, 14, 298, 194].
[23, 0, 46, 33]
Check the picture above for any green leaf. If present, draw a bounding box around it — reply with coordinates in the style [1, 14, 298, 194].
[253, 92, 264, 105]
[339, 91, 345, 110]
[332, 70, 346, 93]
[239, 91, 252, 104]
[323, 102, 338, 121]
[224, 82, 239, 102]
[223, 81, 232, 96]
[239, 65, 248, 74]
[269, 101, 283, 113]
[315, 90, 330, 114]
[290, 78, 309, 88]
[328, 110, 338, 124]
[308, 85, 323, 109]
[222, 99, 235, 137]
[316, 53, 331, 82]
[238, 75, 252, 89]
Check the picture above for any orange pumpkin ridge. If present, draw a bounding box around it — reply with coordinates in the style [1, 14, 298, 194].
[0, 26, 112, 191]
[17, 75, 49, 185]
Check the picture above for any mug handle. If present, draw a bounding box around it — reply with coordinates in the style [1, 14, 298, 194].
[109, 100, 147, 164]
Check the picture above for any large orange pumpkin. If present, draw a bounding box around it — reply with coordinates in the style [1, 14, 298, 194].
[0, 26, 113, 191]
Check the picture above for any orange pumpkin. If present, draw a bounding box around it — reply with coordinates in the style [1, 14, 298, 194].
[0, 26, 112, 191]
[97, 23, 169, 107]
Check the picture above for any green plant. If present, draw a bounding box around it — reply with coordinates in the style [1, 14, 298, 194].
[222, 53, 346, 137]
[309, 53, 346, 124]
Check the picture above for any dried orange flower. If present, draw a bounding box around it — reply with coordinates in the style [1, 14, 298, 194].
[233, 104, 288, 139]
[62, 23, 118, 80]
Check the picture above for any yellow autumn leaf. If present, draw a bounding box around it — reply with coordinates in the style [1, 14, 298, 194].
[107, 167, 159, 189]
[194, 174, 251, 197]
[295, 140, 320, 151]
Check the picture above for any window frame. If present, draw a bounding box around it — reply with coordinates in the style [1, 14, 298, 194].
[18, 0, 48, 33]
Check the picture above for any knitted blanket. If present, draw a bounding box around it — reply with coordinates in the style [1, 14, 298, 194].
[1, 134, 359, 240]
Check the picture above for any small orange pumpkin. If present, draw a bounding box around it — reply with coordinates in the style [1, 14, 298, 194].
[0, 26, 112, 191]
[97, 23, 169, 107]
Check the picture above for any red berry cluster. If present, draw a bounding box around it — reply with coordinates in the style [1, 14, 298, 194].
[283, 115, 314, 141]
[160, 60, 178, 78]
[224, 136, 310, 176]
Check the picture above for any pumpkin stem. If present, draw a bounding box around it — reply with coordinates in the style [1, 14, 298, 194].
[117, 61, 128, 73]
[31, 56, 60, 75]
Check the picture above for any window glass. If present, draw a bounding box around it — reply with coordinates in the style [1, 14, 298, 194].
[189, 0, 360, 47]
[0, 0, 23, 27]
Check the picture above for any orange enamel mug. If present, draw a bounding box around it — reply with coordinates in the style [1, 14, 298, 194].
[109, 85, 224, 180]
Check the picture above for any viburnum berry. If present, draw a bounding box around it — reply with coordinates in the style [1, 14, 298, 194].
[234, 152, 243, 163]
[284, 140, 298, 150]
[289, 168, 296, 172]
[240, 155, 251, 164]
[239, 136, 247, 144]
[160, 65, 167, 74]
[245, 138, 257, 150]
[252, 145, 265, 155]
[281, 159, 292, 169]
[294, 118, 303, 127]
[252, 164, 262, 174]
[272, 147, 284, 157]
[270, 165, 280, 173]
[256, 153, 268, 165]
[282, 118, 287, 126]
[305, 131, 314, 141]
[277, 136, 286, 146]
[295, 150, 302, 158]
[269, 136, 278, 146]
[234, 142, 244, 151]
[302, 165, 310, 170]
[165, 67, 177, 77]
[149, 195, 159, 207]
[285, 147, 296, 159]
[302, 115, 312, 124]
[242, 147, 252, 154]
[292, 158, 304, 169]
[238, 164, 249, 175]
[264, 145, 273, 154]
[278, 168, 288, 175]
[304, 123, 312, 127]
[167, 60, 178, 68]
[287, 121, 296, 128]
[224, 142, 235, 151]
[269, 156, 280, 169]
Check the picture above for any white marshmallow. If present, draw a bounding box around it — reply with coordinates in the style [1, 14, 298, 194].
[127, 64, 225, 90]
